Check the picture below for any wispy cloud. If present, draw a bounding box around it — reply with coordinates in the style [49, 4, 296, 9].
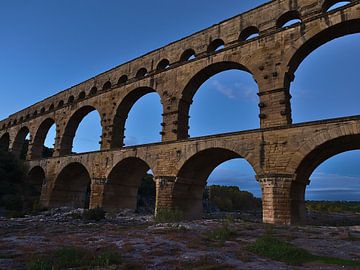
[211, 80, 258, 102]
[124, 136, 139, 146]
[212, 80, 236, 99]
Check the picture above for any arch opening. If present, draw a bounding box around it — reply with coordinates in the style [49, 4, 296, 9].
[173, 148, 259, 219]
[180, 49, 196, 62]
[102, 81, 112, 91]
[57, 100, 64, 108]
[49, 163, 91, 209]
[117, 75, 128, 86]
[292, 135, 360, 224]
[323, 0, 351, 12]
[111, 87, 162, 148]
[156, 59, 170, 71]
[179, 61, 258, 139]
[103, 157, 155, 213]
[136, 68, 148, 79]
[0, 133, 10, 151]
[60, 106, 102, 155]
[78, 91, 86, 100]
[26, 166, 45, 207]
[13, 127, 30, 159]
[207, 39, 225, 53]
[31, 118, 56, 159]
[290, 26, 360, 123]
[68, 96, 75, 104]
[276, 10, 302, 28]
[239, 26, 260, 41]
[89, 87, 98, 96]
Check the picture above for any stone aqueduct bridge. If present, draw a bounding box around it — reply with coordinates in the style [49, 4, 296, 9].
[0, 0, 359, 224]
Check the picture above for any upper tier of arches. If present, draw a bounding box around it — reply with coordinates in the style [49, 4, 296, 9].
[1, 0, 357, 130]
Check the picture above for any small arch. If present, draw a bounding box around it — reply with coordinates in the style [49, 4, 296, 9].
[40, 107, 46, 114]
[136, 68, 148, 79]
[31, 118, 56, 159]
[26, 114, 30, 119]
[102, 81, 112, 91]
[13, 119, 17, 125]
[117, 75, 128, 85]
[239, 26, 260, 41]
[49, 104, 55, 111]
[276, 10, 302, 28]
[78, 91, 86, 100]
[0, 133, 10, 151]
[323, 0, 351, 12]
[156, 59, 170, 71]
[57, 100, 64, 108]
[89, 87, 98, 96]
[19, 116, 24, 122]
[207, 39, 225, 53]
[13, 126, 30, 159]
[49, 162, 91, 209]
[180, 49, 196, 62]
[103, 157, 153, 212]
[68, 96, 75, 104]
[33, 110, 38, 117]
[59, 106, 101, 155]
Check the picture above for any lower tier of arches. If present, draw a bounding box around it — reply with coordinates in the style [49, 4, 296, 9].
[24, 114, 360, 225]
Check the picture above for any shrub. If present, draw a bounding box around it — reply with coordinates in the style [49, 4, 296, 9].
[207, 185, 262, 212]
[82, 207, 106, 221]
[205, 217, 236, 242]
[155, 208, 184, 223]
[26, 246, 122, 270]
[248, 235, 360, 267]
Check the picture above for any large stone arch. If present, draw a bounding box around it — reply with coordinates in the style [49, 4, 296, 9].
[289, 126, 360, 223]
[59, 106, 102, 155]
[49, 162, 92, 209]
[173, 147, 259, 219]
[0, 132, 10, 151]
[177, 61, 258, 139]
[285, 18, 360, 86]
[12, 126, 30, 159]
[31, 118, 56, 159]
[27, 166, 46, 204]
[103, 157, 153, 212]
[111, 87, 163, 148]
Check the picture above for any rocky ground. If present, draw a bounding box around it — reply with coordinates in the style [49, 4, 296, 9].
[0, 208, 359, 270]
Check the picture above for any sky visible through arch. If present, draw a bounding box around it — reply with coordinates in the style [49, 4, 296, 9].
[0, 1, 359, 200]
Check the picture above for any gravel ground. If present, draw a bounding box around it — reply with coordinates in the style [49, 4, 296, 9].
[0, 208, 359, 270]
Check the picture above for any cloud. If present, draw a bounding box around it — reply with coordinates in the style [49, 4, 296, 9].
[124, 136, 139, 146]
[212, 80, 236, 99]
[211, 80, 258, 102]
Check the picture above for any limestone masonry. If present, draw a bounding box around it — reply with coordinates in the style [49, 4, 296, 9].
[0, 0, 359, 224]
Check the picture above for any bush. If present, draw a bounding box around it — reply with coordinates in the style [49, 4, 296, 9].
[155, 208, 184, 223]
[248, 235, 360, 267]
[26, 246, 122, 270]
[205, 216, 236, 242]
[207, 185, 262, 212]
[82, 207, 106, 221]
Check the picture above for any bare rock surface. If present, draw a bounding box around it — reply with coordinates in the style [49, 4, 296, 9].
[0, 209, 359, 269]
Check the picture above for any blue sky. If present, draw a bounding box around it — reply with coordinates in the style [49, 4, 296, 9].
[0, 1, 359, 200]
